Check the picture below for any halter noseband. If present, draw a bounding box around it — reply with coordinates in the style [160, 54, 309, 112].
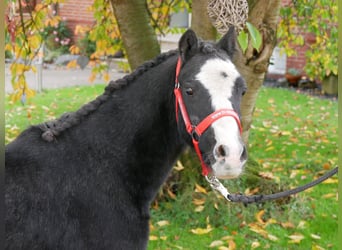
[174, 57, 242, 176]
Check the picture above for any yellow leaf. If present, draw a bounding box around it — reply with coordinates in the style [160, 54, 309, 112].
[265, 218, 277, 226]
[312, 244, 325, 250]
[221, 235, 234, 241]
[149, 235, 158, 241]
[167, 188, 176, 200]
[297, 220, 307, 229]
[255, 210, 265, 225]
[288, 233, 305, 243]
[69, 45, 80, 55]
[149, 222, 155, 231]
[10, 92, 22, 103]
[67, 60, 78, 69]
[103, 73, 110, 82]
[194, 205, 204, 212]
[322, 193, 336, 199]
[310, 234, 321, 240]
[31, 66, 37, 74]
[191, 226, 213, 235]
[248, 223, 267, 238]
[193, 198, 206, 205]
[267, 234, 278, 241]
[281, 221, 295, 229]
[156, 220, 169, 227]
[174, 160, 184, 171]
[89, 73, 96, 83]
[227, 240, 236, 250]
[251, 241, 260, 249]
[209, 240, 224, 248]
[265, 146, 274, 151]
[195, 183, 207, 194]
[160, 236, 167, 241]
[25, 88, 36, 99]
[322, 178, 338, 184]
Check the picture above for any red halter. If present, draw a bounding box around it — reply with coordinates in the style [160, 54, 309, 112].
[174, 57, 242, 176]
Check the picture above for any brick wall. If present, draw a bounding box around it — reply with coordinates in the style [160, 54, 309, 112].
[58, 1, 95, 41]
[280, 0, 316, 74]
[285, 33, 316, 74]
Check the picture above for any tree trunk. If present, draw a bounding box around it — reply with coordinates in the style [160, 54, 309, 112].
[236, 0, 281, 143]
[109, 0, 160, 70]
[191, 0, 217, 40]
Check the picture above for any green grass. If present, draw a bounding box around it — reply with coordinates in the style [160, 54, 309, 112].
[5, 86, 338, 249]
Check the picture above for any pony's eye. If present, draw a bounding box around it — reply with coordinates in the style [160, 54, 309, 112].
[185, 88, 194, 95]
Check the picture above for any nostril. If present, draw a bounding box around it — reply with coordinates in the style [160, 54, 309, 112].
[240, 146, 248, 161]
[216, 145, 229, 157]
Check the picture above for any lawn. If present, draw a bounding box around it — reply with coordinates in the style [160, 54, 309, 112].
[5, 85, 338, 249]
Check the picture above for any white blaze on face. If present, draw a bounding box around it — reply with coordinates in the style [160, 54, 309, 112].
[196, 57, 245, 179]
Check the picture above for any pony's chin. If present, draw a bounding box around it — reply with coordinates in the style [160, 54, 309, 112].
[211, 162, 244, 180]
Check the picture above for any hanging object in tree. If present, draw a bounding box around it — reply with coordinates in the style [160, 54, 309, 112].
[207, 0, 248, 34]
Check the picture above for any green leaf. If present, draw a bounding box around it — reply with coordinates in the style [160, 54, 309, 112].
[246, 22, 262, 52]
[237, 31, 248, 54]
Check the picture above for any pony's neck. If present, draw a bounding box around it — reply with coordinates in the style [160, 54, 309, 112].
[113, 54, 185, 209]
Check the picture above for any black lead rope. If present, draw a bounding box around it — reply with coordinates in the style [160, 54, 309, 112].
[206, 167, 338, 205]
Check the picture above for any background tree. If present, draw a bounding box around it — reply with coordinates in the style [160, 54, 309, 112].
[235, 0, 281, 143]
[191, 0, 217, 41]
[109, 0, 160, 70]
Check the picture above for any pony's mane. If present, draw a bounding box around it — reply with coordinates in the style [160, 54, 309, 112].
[39, 49, 178, 142]
[38, 40, 221, 142]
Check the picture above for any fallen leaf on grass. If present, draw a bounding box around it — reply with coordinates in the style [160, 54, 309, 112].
[174, 160, 184, 171]
[149, 235, 158, 241]
[195, 183, 208, 194]
[322, 178, 338, 184]
[322, 193, 336, 199]
[267, 234, 278, 242]
[167, 188, 176, 199]
[281, 221, 295, 229]
[297, 220, 307, 229]
[221, 235, 234, 241]
[191, 225, 213, 235]
[209, 240, 224, 248]
[248, 223, 268, 238]
[193, 198, 206, 205]
[227, 240, 236, 250]
[255, 210, 265, 225]
[194, 205, 204, 212]
[288, 233, 305, 243]
[156, 220, 169, 227]
[310, 234, 321, 240]
[312, 244, 325, 250]
[251, 241, 260, 249]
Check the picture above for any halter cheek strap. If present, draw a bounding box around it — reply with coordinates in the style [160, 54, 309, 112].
[174, 57, 242, 176]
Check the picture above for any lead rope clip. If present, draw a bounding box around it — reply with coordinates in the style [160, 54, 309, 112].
[205, 174, 231, 202]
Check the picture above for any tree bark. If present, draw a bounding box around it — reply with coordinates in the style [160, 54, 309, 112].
[109, 0, 160, 70]
[191, 0, 217, 40]
[235, 0, 281, 143]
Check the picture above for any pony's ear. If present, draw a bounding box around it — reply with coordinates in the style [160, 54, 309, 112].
[178, 29, 199, 62]
[216, 26, 237, 59]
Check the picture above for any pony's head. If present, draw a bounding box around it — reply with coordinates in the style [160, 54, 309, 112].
[175, 27, 247, 179]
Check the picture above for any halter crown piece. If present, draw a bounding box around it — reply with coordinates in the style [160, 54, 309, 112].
[174, 57, 242, 176]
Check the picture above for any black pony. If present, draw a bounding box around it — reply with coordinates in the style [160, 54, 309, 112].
[5, 28, 247, 249]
